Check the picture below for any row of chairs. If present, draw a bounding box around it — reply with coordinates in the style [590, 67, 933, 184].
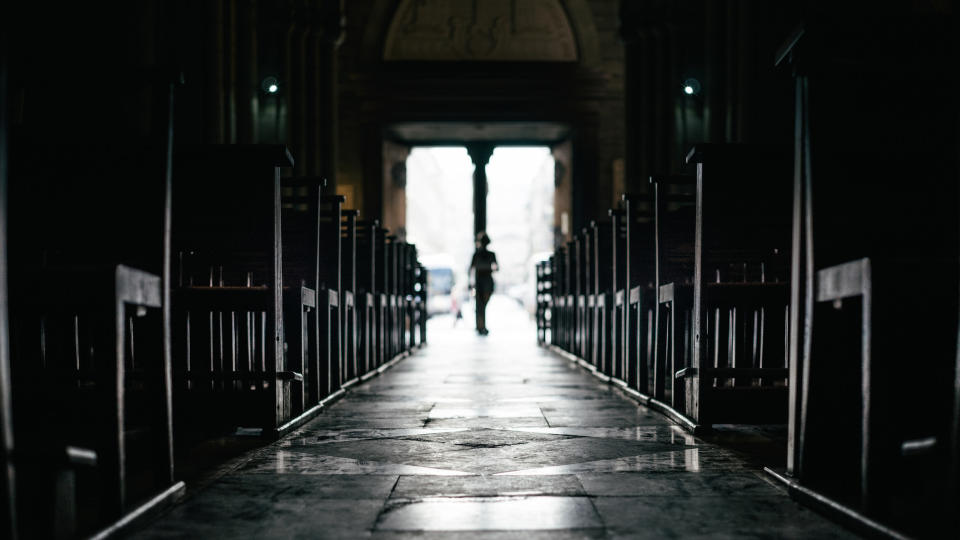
[173, 146, 426, 441]
[539, 144, 792, 430]
[1, 136, 426, 538]
[539, 19, 960, 537]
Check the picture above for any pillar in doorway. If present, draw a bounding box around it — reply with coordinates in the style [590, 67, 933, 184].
[466, 143, 495, 237]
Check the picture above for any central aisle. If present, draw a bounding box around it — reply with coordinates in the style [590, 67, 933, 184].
[135, 297, 851, 539]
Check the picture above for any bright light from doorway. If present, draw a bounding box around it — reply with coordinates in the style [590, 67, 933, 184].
[406, 146, 554, 333]
[485, 147, 554, 313]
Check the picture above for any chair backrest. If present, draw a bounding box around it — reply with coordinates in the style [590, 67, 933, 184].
[173, 145, 293, 289]
[651, 175, 695, 289]
[623, 194, 655, 292]
[281, 177, 323, 291]
[686, 144, 792, 284]
[318, 195, 344, 292]
[355, 220, 378, 296]
[341, 210, 359, 297]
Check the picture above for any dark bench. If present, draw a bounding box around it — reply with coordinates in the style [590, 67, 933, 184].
[341, 210, 359, 384]
[355, 220, 379, 375]
[673, 144, 792, 428]
[6, 136, 181, 535]
[535, 260, 553, 345]
[172, 145, 306, 439]
[622, 195, 656, 392]
[651, 175, 696, 411]
[558, 244, 574, 354]
[609, 208, 626, 379]
[317, 194, 344, 396]
[589, 219, 612, 375]
[413, 261, 428, 348]
[374, 227, 390, 368]
[778, 20, 959, 536]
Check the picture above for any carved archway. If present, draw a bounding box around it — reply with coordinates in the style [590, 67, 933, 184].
[362, 0, 601, 65]
[384, 0, 576, 61]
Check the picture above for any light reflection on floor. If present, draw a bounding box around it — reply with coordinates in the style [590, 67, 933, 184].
[134, 296, 854, 538]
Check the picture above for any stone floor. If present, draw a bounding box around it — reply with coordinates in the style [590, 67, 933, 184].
[133, 297, 855, 539]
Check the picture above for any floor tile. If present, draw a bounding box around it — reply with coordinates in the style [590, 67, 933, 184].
[376, 497, 602, 531]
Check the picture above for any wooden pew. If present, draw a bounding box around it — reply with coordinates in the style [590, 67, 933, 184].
[674, 145, 792, 428]
[415, 262, 428, 347]
[401, 243, 419, 352]
[590, 219, 613, 374]
[12, 267, 171, 538]
[536, 260, 553, 346]
[651, 175, 696, 411]
[383, 235, 399, 361]
[317, 195, 344, 396]
[777, 17, 959, 537]
[559, 244, 575, 354]
[355, 220, 379, 375]
[549, 249, 563, 351]
[609, 207, 627, 379]
[5, 62, 183, 534]
[172, 145, 308, 439]
[574, 231, 587, 363]
[6, 142, 181, 536]
[399, 242, 414, 354]
[396, 241, 411, 354]
[622, 195, 656, 392]
[568, 240, 581, 357]
[549, 251, 566, 350]
[341, 210, 359, 384]
[374, 227, 390, 368]
[279, 176, 326, 422]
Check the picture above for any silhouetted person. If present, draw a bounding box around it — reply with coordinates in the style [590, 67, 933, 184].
[469, 232, 498, 335]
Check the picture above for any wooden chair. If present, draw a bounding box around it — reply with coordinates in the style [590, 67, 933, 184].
[609, 207, 627, 379]
[622, 195, 656, 392]
[355, 220, 379, 375]
[651, 175, 696, 411]
[415, 262, 428, 347]
[280, 176, 325, 420]
[374, 227, 389, 368]
[678, 144, 792, 428]
[590, 220, 613, 374]
[172, 145, 305, 439]
[536, 260, 553, 346]
[341, 210, 358, 384]
[550, 250, 568, 351]
[12, 267, 169, 537]
[401, 243, 418, 352]
[778, 18, 959, 536]
[318, 194, 344, 395]
[6, 118, 181, 536]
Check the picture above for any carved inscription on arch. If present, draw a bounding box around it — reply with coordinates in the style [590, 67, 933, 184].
[383, 0, 578, 61]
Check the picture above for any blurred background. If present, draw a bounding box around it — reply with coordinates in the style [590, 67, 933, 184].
[406, 147, 555, 323]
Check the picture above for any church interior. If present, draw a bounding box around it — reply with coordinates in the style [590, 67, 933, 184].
[0, 0, 958, 538]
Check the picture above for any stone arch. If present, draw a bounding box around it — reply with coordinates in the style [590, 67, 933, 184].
[362, 0, 601, 65]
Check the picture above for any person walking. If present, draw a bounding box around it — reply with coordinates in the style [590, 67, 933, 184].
[469, 232, 498, 335]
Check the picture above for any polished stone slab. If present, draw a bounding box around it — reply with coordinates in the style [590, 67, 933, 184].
[376, 497, 602, 531]
[390, 475, 586, 499]
[576, 471, 785, 497]
[594, 495, 852, 539]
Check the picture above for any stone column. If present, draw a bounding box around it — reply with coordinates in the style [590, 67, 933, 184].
[466, 143, 494, 238]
